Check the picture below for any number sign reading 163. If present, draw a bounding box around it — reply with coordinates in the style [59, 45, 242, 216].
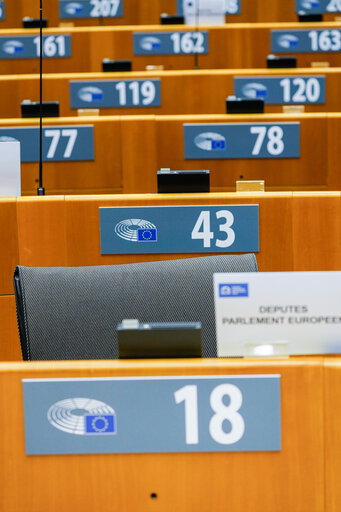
[70, 79, 161, 108]
[0, 126, 94, 162]
[0, 35, 71, 59]
[271, 29, 341, 53]
[295, 0, 341, 13]
[23, 375, 281, 455]
[0, 2, 5, 21]
[134, 31, 208, 55]
[59, 0, 123, 19]
[184, 123, 300, 160]
[99, 205, 259, 255]
[234, 76, 325, 105]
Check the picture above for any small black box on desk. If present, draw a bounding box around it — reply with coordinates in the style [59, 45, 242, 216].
[22, 17, 48, 28]
[102, 59, 132, 72]
[21, 100, 60, 118]
[267, 54, 297, 68]
[160, 13, 184, 24]
[157, 169, 210, 193]
[226, 96, 264, 114]
[298, 13, 323, 22]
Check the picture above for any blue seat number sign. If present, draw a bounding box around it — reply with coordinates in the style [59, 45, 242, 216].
[0, 126, 94, 162]
[177, 0, 241, 15]
[0, 1, 5, 20]
[184, 122, 300, 159]
[133, 31, 208, 55]
[70, 79, 161, 108]
[234, 76, 325, 104]
[59, 0, 123, 18]
[22, 375, 281, 455]
[99, 204, 259, 254]
[271, 29, 341, 53]
[295, 0, 341, 13]
[0, 34, 71, 59]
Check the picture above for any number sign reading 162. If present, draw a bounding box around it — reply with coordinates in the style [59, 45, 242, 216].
[272, 29, 341, 53]
[99, 204, 259, 255]
[59, 0, 123, 18]
[23, 376, 281, 455]
[134, 31, 208, 55]
[0, 2, 5, 21]
[70, 79, 161, 108]
[234, 76, 325, 105]
[184, 122, 300, 160]
[295, 0, 341, 13]
[0, 126, 94, 162]
[0, 35, 71, 59]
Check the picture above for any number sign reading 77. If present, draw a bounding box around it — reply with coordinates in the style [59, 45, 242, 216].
[0, 126, 94, 162]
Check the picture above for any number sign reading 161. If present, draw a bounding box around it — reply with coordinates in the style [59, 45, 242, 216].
[0, 126, 94, 162]
[295, 0, 341, 13]
[184, 123, 300, 159]
[134, 31, 208, 55]
[23, 375, 281, 455]
[70, 79, 161, 108]
[99, 205, 259, 255]
[0, 2, 5, 21]
[234, 76, 325, 105]
[59, 0, 123, 18]
[0, 35, 71, 59]
[272, 29, 341, 53]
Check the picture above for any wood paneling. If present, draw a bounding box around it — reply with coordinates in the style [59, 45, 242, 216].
[0, 197, 19, 294]
[0, 296, 20, 361]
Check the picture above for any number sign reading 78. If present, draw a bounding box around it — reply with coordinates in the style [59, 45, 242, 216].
[0, 126, 94, 162]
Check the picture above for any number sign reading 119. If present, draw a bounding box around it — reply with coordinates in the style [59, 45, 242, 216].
[59, 0, 123, 19]
[134, 31, 208, 55]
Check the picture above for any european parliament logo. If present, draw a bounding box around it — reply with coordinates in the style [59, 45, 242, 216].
[277, 34, 299, 49]
[140, 36, 162, 51]
[47, 398, 116, 435]
[300, 0, 319, 8]
[2, 40, 24, 55]
[115, 218, 158, 242]
[78, 86, 104, 103]
[64, 2, 84, 15]
[242, 82, 268, 100]
[219, 283, 249, 297]
[194, 132, 227, 152]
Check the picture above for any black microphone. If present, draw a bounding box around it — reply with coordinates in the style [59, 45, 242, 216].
[37, 0, 45, 196]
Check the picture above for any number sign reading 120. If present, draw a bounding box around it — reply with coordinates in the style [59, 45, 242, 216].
[59, 0, 123, 18]
[99, 205, 259, 255]
[134, 31, 208, 55]
[184, 123, 300, 160]
[0, 35, 71, 59]
[0, 126, 94, 162]
[295, 0, 341, 13]
[272, 29, 341, 53]
[234, 76, 325, 105]
[70, 79, 161, 108]
[0, 2, 5, 21]
[23, 375, 281, 455]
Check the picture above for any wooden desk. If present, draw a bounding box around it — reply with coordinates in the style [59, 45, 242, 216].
[0, 358, 325, 511]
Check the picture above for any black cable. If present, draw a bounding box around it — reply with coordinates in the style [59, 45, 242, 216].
[37, 0, 45, 195]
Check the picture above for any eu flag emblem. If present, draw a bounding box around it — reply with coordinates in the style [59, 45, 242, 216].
[137, 228, 157, 242]
[85, 414, 116, 434]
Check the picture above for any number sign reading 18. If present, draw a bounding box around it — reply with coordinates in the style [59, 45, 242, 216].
[295, 0, 341, 13]
[23, 375, 281, 455]
[99, 205, 259, 255]
[184, 123, 300, 159]
[177, 0, 241, 15]
[0, 2, 5, 21]
[70, 79, 161, 108]
[0, 35, 71, 59]
[59, 0, 123, 19]
[272, 28, 341, 53]
[0, 126, 94, 162]
[234, 76, 325, 105]
[133, 31, 209, 55]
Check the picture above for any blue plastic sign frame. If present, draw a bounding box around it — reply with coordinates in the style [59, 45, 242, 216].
[184, 122, 300, 159]
[0, 2, 5, 20]
[295, 0, 341, 14]
[23, 375, 281, 455]
[177, 0, 241, 15]
[234, 76, 326, 105]
[133, 31, 209, 55]
[99, 204, 259, 254]
[271, 28, 341, 53]
[0, 34, 71, 59]
[59, 0, 123, 19]
[70, 79, 161, 108]
[0, 126, 94, 162]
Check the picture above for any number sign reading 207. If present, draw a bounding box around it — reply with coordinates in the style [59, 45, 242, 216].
[0, 126, 94, 162]
[184, 123, 300, 159]
[59, 0, 123, 19]
[133, 31, 208, 55]
[271, 29, 341, 53]
[99, 205, 259, 255]
[0, 35, 71, 59]
[295, 0, 341, 14]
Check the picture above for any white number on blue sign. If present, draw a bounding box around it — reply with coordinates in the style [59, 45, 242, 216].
[191, 210, 235, 248]
[175, 384, 245, 445]
[90, 0, 120, 17]
[45, 129, 78, 159]
[327, 0, 341, 11]
[250, 125, 284, 156]
[33, 35, 67, 57]
[279, 77, 321, 103]
[115, 80, 156, 106]
[225, 0, 239, 13]
[170, 32, 205, 54]
[308, 29, 341, 52]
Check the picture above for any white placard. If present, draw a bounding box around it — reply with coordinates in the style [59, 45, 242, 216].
[0, 141, 21, 196]
[183, 0, 225, 25]
[214, 272, 341, 356]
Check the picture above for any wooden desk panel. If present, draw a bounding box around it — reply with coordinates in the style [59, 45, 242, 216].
[0, 197, 19, 294]
[0, 359, 325, 512]
[0, 296, 21, 361]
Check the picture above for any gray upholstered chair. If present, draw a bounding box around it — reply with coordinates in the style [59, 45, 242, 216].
[14, 254, 258, 361]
